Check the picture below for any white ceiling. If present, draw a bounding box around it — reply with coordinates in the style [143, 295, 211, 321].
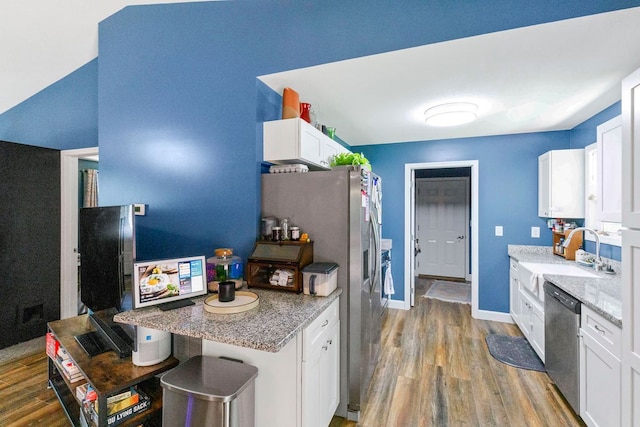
[259, 7, 640, 145]
[2, 4, 640, 147]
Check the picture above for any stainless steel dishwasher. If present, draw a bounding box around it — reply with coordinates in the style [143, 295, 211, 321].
[544, 281, 581, 415]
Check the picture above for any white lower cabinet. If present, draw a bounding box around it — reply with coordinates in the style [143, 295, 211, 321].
[302, 318, 339, 427]
[579, 305, 621, 427]
[202, 299, 340, 427]
[510, 258, 545, 362]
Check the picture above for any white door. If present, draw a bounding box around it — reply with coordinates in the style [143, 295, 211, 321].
[622, 66, 640, 427]
[415, 177, 468, 279]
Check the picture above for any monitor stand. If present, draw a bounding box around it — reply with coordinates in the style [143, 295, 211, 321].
[158, 298, 195, 311]
[74, 311, 134, 358]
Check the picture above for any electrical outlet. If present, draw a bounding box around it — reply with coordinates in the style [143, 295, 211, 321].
[531, 226, 540, 238]
[495, 226, 503, 237]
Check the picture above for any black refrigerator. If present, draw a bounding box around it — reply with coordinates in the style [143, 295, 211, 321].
[79, 205, 136, 313]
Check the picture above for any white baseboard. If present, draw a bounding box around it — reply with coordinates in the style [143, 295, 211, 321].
[388, 299, 408, 310]
[475, 309, 514, 323]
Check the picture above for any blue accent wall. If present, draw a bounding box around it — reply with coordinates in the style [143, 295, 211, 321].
[0, 60, 98, 150]
[359, 132, 570, 311]
[1, 0, 638, 313]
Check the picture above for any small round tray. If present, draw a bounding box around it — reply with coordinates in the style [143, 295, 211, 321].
[204, 291, 259, 314]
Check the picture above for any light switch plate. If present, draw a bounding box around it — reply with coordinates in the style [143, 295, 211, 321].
[495, 226, 503, 237]
[134, 204, 146, 216]
[531, 226, 540, 238]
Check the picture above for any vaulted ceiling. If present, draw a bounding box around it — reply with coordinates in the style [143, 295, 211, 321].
[3, 3, 640, 145]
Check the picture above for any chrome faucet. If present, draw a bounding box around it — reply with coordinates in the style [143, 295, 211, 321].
[563, 227, 602, 270]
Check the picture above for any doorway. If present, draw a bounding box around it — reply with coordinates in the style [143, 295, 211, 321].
[60, 147, 99, 319]
[414, 176, 469, 279]
[404, 161, 479, 318]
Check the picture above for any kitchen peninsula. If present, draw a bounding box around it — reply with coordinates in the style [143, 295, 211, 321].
[114, 287, 341, 427]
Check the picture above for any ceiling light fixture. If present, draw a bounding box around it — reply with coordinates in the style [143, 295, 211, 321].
[424, 102, 478, 127]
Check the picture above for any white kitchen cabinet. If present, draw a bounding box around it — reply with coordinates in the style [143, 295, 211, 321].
[263, 118, 350, 170]
[509, 258, 522, 326]
[538, 149, 585, 218]
[597, 115, 622, 223]
[580, 305, 621, 427]
[518, 288, 545, 362]
[202, 298, 340, 427]
[302, 308, 339, 427]
[509, 258, 544, 362]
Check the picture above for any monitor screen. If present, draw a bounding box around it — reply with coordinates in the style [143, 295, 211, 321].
[133, 256, 207, 309]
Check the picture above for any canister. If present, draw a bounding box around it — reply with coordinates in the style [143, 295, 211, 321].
[302, 262, 339, 296]
[207, 248, 243, 292]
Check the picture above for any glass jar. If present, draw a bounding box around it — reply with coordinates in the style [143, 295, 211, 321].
[206, 248, 243, 292]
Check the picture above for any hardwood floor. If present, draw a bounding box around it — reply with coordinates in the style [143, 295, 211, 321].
[330, 278, 584, 426]
[1, 278, 583, 426]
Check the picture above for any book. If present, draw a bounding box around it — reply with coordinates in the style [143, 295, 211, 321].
[88, 388, 151, 427]
[95, 387, 140, 415]
[45, 333, 59, 360]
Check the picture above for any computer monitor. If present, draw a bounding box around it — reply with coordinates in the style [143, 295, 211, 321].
[133, 256, 207, 310]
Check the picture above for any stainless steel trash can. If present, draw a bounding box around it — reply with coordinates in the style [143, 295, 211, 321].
[161, 356, 258, 427]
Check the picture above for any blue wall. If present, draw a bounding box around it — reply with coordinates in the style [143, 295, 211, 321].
[359, 132, 570, 310]
[1, 0, 638, 313]
[0, 60, 98, 150]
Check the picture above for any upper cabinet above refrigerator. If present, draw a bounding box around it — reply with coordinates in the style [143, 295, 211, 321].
[538, 149, 585, 218]
[263, 118, 350, 170]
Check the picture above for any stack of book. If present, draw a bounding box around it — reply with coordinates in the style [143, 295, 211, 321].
[53, 347, 85, 383]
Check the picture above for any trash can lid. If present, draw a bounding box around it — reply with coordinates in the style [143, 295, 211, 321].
[161, 356, 258, 402]
[302, 262, 339, 274]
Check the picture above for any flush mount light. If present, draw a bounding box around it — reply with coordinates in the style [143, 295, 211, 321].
[424, 102, 478, 127]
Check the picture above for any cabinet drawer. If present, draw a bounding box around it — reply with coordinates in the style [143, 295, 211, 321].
[510, 258, 519, 272]
[303, 299, 339, 360]
[581, 305, 621, 358]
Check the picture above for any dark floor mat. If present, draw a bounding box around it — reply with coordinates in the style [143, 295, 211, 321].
[485, 334, 545, 372]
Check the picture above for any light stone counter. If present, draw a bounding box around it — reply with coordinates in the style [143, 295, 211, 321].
[114, 287, 342, 353]
[508, 245, 621, 327]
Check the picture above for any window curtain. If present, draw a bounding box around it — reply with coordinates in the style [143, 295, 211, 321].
[83, 169, 98, 208]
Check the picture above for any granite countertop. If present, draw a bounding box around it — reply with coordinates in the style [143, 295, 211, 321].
[114, 287, 342, 353]
[508, 245, 622, 327]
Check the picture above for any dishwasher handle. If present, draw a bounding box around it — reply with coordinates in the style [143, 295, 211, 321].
[543, 281, 581, 314]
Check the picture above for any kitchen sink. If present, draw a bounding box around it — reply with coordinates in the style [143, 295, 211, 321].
[518, 262, 600, 300]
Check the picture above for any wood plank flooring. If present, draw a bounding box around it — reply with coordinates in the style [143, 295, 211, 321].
[1, 278, 583, 426]
[330, 278, 584, 426]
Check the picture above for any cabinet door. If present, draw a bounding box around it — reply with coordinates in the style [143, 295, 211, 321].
[538, 150, 585, 218]
[509, 261, 521, 323]
[531, 301, 545, 363]
[300, 124, 324, 167]
[319, 321, 340, 427]
[302, 320, 339, 427]
[597, 116, 622, 223]
[322, 138, 341, 169]
[538, 152, 551, 217]
[302, 342, 323, 427]
[622, 67, 640, 228]
[518, 292, 532, 339]
[580, 331, 621, 427]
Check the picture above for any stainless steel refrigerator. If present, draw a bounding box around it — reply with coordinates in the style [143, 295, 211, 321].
[261, 166, 383, 420]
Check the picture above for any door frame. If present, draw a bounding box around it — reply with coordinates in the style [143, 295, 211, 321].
[60, 147, 99, 319]
[414, 176, 470, 280]
[403, 160, 479, 319]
